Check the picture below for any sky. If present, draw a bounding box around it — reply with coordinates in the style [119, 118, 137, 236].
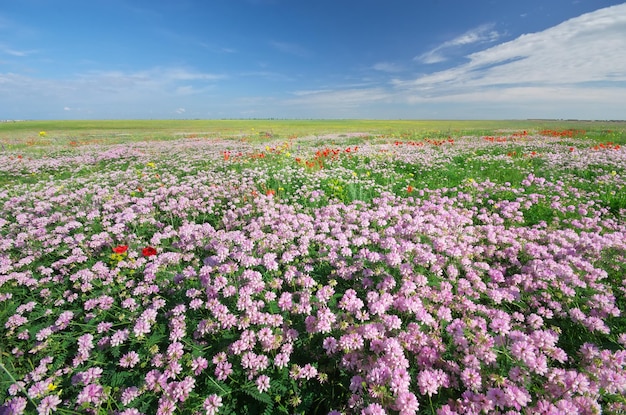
[1, 0, 626, 120]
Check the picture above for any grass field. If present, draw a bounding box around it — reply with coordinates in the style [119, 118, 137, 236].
[1, 120, 625, 414]
[2, 119, 626, 151]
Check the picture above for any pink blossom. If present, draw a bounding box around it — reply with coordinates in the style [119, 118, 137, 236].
[203, 394, 223, 415]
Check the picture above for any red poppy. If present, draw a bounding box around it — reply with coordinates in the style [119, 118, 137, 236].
[113, 245, 128, 254]
[142, 246, 157, 257]
[407, 185, 414, 194]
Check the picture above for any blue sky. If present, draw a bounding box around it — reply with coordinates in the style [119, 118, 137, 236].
[1, 0, 626, 119]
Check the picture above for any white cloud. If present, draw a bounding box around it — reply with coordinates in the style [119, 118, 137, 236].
[399, 4, 626, 95]
[291, 89, 333, 96]
[0, 66, 227, 119]
[416, 24, 501, 64]
[175, 107, 186, 114]
[372, 62, 404, 73]
[165, 68, 225, 82]
[287, 88, 392, 108]
[270, 41, 312, 58]
[286, 4, 626, 119]
[0, 43, 37, 57]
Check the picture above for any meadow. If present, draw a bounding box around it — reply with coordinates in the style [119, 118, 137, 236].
[1, 120, 625, 414]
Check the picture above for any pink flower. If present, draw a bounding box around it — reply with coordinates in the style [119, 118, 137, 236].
[395, 392, 419, 415]
[256, 375, 270, 393]
[214, 361, 233, 381]
[191, 356, 208, 375]
[76, 383, 104, 406]
[300, 363, 318, 380]
[362, 403, 386, 414]
[461, 367, 482, 391]
[121, 386, 141, 405]
[203, 394, 223, 415]
[417, 369, 449, 397]
[37, 395, 61, 415]
[119, 351, 140, 368]
[3, 396, 27, 415]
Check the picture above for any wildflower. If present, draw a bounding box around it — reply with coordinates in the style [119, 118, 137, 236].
[362, 403, 386, 414]
[121, 386, 141, 405]
[190, 356, 208, 375]
[417, 369, 449, 397]
[461, 367, 482, 391]
[3, 396, 27, 414]
[39, 131, 47, 137]
[37, 395, 61, 415]
[300, 363, 318, 380]
[214, 361, 233, 381]
[274, 352, 290, 369]
[156, 397, 175, 415]
[142, 246, 157, 257]
[119, 351, 141, 368]
[76, 383, 104, 406]
[203, 394, 223, 415]
[394, 392, 419, 415]
[113, 245, 128, 254]
[167, 376, 195, 402]
[256, 375, 270, 393]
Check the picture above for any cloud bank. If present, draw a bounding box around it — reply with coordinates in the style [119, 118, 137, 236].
[416, 24, 502, 64]
[293, 3, 626, 119]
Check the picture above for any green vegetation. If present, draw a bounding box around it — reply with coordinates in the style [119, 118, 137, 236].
[2, 119, 625, 152]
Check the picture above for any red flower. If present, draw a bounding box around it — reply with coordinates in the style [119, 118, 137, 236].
[407, 185, 414, 194]
[113, 245, 128, 254]
[142, 246, 157, 257]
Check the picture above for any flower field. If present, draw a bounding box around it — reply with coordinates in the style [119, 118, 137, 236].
[1, 128, 625, 414]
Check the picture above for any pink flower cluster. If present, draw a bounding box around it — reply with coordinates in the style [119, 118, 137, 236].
[1, 134, 624, 414]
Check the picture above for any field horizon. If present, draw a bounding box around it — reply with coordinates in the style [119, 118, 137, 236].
[2, 119, 626, 151]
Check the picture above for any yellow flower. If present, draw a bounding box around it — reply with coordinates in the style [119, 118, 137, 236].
[146, 162, 156, 168]
[47, 383, 57, 391]
[39, 131, 47, 137]
[611, 171, 617, 176]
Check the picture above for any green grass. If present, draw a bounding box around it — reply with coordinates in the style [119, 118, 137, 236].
[3, 119, 625, 152]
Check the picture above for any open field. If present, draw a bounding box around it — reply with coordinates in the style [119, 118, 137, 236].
[1, 121, 625, 414]
[2, 119, 626, 152]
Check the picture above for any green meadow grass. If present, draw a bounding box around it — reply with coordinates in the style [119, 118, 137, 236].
[2, 119, 625, 152]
